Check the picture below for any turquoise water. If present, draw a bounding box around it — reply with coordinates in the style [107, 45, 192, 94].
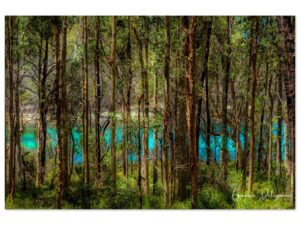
[21, 123, 286, 164]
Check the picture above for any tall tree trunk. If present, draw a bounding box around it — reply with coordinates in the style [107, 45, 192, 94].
[196, 23, 211, 162]
[133, 21, 149, 196]
[203, 19, 212, 165]
[186, 16, 197, 209]
[82, 16, 90, 185]
[110, 16, 117, 194]
[171, 24, 181, 202]
[61, 16, 69, 189]
[142, 18, 150, 196]
[153, 69, 159, 195]
[248, 17, 259, 194]
[163, 16, 171, 207]
[221, 16, 232, 181]
[36, 34, 49, 187]
[7, 16, 15, 200]
[54, 17, 63, 209]
[36, 34, 43, 187]
[15, 18, 22, 184]
[177, 17, 189, 201]
[241, 17, 255, 193]
[94, 17, 101, 186]
[126, 17, 133, 176]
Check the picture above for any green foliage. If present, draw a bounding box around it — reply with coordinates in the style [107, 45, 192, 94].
[198, 184, 234, 209]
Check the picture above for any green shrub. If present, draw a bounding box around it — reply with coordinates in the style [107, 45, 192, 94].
[198, 184, 234, 209]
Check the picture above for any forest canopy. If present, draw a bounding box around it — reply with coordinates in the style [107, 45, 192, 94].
[5, 16, 295, 209]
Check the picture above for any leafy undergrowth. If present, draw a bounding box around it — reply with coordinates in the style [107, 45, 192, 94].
[6, 162, 294, 209]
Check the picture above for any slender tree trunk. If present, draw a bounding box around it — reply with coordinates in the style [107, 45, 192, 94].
[268, 89, 274, 180]
[221, 16, 232, 181]
[267, 51, 274, 182]
[137, 94, 143, 208]
[121, 98, 127, 176]
[230, 78, 242, 171]
[186, 17, 197, 209]
[142, 18, 150, 196]
[14, 19, 22, 184]
[257, 60, 269, 173]
[163, 16, 171, 207]
[126, 17, 133, 176]
[153, 68, 158, 194]
[171, 30, 181, 203]
[205, 66, 211, 165]
[110, 16, 117, 194]
[7, 16, 15, 201]
[248, 17, 259, 194]
[203, 19, 212, 165]
[133, 21, 149, 196]
[54, 17, 63, 209]
[160, 139, 164, 185]
[196, 20, 212, 162]
[36, 35, 48, 187]
[284, 116, 290, 175]
[241, 18, 255, 193]
[61, 16, 69, 189]
[94, 17, 101, 185]
[82, 16, 90, 185]
[36, 34, 43, 187]
[276, 64, 283, 177]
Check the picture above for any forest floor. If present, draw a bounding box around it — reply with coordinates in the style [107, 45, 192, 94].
[6, 159, 293, 209]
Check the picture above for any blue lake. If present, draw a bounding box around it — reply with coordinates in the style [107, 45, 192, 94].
[21, 124, 286, 164]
